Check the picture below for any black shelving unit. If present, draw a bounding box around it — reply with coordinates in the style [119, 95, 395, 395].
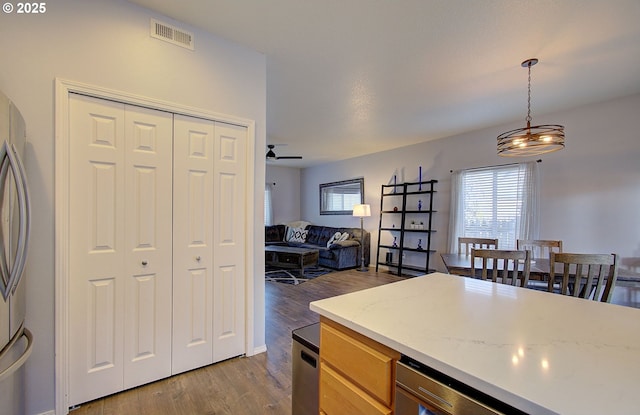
[375, 180, 437, 276]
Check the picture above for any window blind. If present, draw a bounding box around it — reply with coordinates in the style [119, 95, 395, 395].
[448, 161, 539, 252]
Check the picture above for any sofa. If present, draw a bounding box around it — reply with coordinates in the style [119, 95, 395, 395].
[265, 224, 370, 270]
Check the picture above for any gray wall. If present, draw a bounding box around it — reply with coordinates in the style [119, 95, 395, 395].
[301, 94, 640, 270]
[266, 165, 301, 224]
[0, 1, 266, 413]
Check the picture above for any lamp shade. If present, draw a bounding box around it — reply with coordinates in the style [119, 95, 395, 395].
[352, 204, 371, 217]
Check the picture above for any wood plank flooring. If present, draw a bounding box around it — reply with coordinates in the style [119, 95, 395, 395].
[68, 269, 640, 415]
[70, 269, 405, 415]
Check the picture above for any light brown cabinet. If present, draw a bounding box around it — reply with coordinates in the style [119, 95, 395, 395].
[319, 317, 400, 415]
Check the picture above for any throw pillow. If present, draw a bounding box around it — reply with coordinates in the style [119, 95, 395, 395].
[286, 227, 308, 243]
[338, 232, 350, 242]
[327, 232, 343, 248]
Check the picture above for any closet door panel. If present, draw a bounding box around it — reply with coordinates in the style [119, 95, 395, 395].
[68, 94, 126, 406]
[123, 105, 173, 388]
[172, 114, 215, 374]
[212, 122, 247, 362]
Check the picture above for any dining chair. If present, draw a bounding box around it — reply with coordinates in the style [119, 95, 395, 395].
[458, 237, 498, 256]
[471, 248, 531, 287]
[548, 252, 618, 302]
[516, 239, 562, 260]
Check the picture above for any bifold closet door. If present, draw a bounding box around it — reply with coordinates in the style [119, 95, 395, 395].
[172, 114, 215, 374]
[68, 94, 173, 406]
[212, 121, 247, 363]
[172, 115, 247, 374]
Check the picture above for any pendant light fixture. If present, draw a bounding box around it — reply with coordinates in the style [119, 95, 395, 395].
[497, 58, 565, 157]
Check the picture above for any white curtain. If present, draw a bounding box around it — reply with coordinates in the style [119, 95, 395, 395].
[264, 183, 274, 226]
[515, 161, 540, 242]
[448, 161, 539, 252]
[447, 170, 464, 253]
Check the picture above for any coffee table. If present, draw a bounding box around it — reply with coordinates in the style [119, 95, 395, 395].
[265, 245, 320, 284]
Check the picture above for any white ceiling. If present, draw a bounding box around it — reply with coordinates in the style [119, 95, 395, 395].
[129, 0, 640, 167]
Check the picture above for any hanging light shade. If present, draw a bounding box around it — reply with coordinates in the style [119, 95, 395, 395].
[497, 58, 565, 157]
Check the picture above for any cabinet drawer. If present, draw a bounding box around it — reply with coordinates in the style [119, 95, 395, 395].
[320, 364, 391, 415]
[320, 320, 398, 406]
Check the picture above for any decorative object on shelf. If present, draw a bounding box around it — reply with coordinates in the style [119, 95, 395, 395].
[393, 174, 397, 193]
[497, 58, 565, 157]
[353, 203, 371, 272]
[417, 239, 423, 250]
[418, 200, 422, 211]
[419, 166, 422, 190]
[393, 206, 398, 212]
[392, 237, 398, 247]
[385, 251, 393, 263]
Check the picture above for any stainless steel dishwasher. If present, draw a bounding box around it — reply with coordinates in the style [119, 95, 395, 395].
[292, 322, 320, 415]
[396, 355, 527, 415]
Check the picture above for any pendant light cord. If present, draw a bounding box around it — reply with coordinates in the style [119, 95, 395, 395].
[526, 61, 532, 126]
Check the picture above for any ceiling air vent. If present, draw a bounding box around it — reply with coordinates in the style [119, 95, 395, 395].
[150, 18, 194, 50]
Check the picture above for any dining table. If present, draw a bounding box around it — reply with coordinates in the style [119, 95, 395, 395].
[439, 252, 640, 283]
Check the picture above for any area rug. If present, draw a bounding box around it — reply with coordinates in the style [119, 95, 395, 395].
[265, 266, 333, 285]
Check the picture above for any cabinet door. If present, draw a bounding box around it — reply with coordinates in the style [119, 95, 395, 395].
[172, 114, 215, 374]
[68, 95, 173, 405]
[320, 364, 391, 415]
[321, 322, 396, 406]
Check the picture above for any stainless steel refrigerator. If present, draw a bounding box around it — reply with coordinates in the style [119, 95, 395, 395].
[0, 89, 32, 414]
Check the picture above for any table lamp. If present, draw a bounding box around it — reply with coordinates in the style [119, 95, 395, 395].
[352, 204, 371, 272]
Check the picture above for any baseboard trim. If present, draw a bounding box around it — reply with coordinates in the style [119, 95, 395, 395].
[251, 344, 267, 356]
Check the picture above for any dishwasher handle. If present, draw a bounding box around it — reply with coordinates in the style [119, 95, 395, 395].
[300, 349, 317, 368]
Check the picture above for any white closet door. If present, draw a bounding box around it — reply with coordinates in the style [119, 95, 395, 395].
[212, 122, 246, 362]
[68, 95, 173, 405]
[69, 94, 126, 405]
[122, 104, 173, 389]
[172, 114, 215, 374]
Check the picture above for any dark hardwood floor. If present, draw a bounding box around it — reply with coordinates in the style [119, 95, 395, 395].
[70, 269, 406, 415]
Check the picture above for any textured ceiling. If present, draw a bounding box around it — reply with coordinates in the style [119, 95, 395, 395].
[128, 0, 640, 167]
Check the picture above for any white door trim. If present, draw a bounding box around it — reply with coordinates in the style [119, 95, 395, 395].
[54, 78, 256, 415]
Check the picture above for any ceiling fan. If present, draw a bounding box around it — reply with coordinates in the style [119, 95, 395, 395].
[266, 144, 302, 160]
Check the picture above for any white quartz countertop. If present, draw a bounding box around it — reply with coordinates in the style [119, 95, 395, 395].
[309, 273, 640, 415]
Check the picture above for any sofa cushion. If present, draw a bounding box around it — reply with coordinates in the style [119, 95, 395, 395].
[317, 227, 337, 247]
[265, 224, 286, 243]
[305, 225, 323, 245]
[329, 239, 359, 249]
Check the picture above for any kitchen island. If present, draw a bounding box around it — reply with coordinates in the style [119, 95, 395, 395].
[310, 272, 640, 414]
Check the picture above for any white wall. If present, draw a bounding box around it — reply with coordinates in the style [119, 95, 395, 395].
[301, 94, 640, 270]
[266, 165, 302, 224]
[0, 1, 266, 413]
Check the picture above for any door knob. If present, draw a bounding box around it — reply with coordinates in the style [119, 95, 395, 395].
[142, 260, 148, 266]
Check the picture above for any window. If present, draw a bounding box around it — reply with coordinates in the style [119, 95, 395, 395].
[264, 183, 274, 226]
[448, 161, 539, 251]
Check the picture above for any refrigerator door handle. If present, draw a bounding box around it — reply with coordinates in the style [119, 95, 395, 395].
[9, 143, 30, 295]
[0, 141, 30, 300]
[0, 326, 33, 382]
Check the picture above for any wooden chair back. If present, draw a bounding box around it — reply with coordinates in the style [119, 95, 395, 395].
[471, 248, 531, 287]
[517, 239, 562, 259]
[548, 252, 618, 303]
[458, 237, 498, 256]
